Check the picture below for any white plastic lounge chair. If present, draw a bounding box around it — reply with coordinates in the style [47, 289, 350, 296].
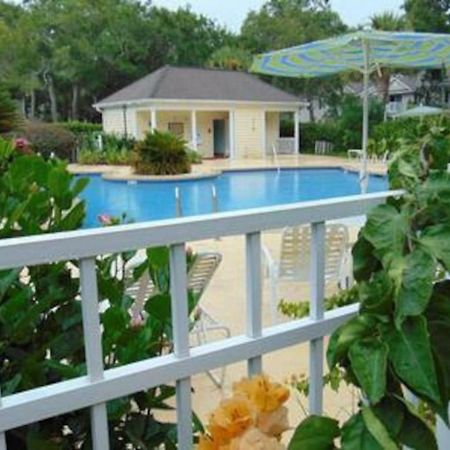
[127, 252, 230, 388]
[262, 224, 350, 324]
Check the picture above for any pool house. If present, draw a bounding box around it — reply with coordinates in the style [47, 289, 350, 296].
[93, 66, 306, 159]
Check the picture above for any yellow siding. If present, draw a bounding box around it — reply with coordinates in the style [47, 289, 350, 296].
[266, 112, 280, 155]
[234, 108, 264, 158]
[136, 111, 151, 139]
[102, 107, 138, 138]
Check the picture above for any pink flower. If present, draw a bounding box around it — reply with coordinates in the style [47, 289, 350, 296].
[14, 137, 32, 154]
[98, 214, 113, 225]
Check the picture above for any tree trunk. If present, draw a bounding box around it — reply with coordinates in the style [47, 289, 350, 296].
[307, 94, 316, 123]
[48, 78, 58, 122]
[71, 84, 79, 121]
[29, 90, 36, 119]
[42, 68, 58, 122]
[379, 70, 391, 104]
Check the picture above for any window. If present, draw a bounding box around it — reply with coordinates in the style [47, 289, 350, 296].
[168, 122, 184, 138]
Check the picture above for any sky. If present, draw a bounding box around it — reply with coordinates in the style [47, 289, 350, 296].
[153, 0, 404, 32]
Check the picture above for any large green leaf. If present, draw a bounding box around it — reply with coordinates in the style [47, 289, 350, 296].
[394, 248, 435, 326]
[341, 413, 383, 450]
[288, 416, 339, 450]
[359, 271, 393, 315]
[348, 338, 388, 404]
[361, 407, 398, 450]
[372, 396, 405, 438]
[327, 314, 377, 369]
[386, 316, 440, 404]
[362, 204, 409, 268]
[352, 236, 381, 282]
[396, 396, 438, 450]
[420, 224, 450, 271]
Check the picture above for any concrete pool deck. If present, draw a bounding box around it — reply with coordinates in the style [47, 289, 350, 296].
[68, 153, 388, 180]
[69, 155, 371, 437]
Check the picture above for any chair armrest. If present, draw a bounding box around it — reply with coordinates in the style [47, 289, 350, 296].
[261, 244, 278, 279]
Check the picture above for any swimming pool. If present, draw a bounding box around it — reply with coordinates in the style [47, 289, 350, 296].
[78, 168, 388, 227]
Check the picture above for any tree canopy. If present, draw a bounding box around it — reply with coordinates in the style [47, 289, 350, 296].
[1, 0, 450, 123]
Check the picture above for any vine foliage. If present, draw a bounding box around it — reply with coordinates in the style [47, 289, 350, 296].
[290, 123, 450, 449]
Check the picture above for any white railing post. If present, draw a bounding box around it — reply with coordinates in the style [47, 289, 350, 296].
[309, 222, 326, 415]
[246, 232, 263, 376]
[169, 243, 192, 449]
[79, 258, 110, 450]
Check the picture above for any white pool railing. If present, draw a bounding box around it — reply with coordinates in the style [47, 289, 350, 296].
[0, 189, 424, 450]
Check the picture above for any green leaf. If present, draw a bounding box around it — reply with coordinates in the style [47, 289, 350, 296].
[420, 224, 450, 271]
[359, 271, 393, 315]
[386, 316, 440, 404]
[288, 416, 339, 450]
[362, 204, 409, 268]
[372, 396, 405, 438]
[362, 407, 398, 450]
[395, 248, 435, 326]
[396, 397, 438, 450]
[145, 293, 171, 322]
[352, 236, 381, 282]
[341, 413, 383, 450]
[72, 176, 89, 197]
[327, 314, 376, 369]
[349, 338, 388, 404]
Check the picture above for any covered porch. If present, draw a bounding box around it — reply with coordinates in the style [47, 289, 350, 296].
[134, 106, 300, 159]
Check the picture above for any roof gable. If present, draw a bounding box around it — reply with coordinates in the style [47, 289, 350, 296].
[96, 66, 300, 106]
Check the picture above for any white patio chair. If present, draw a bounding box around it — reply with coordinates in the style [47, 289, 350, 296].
[262, 224, 350, 324]
[127, 252, 230, 388]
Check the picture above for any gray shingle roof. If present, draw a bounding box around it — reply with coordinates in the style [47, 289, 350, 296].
[96, 66, 300, 106]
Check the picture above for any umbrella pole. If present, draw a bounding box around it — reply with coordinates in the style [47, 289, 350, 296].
[361, 40, 370, 194]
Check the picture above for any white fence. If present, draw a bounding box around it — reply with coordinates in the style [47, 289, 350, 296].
[0, 191, 404, 450]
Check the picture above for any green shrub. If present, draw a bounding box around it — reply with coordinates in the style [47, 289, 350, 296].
[24, 121, 77, 161]
[0, 88, 22, 134]
[333, 94, 384, 149]
[0, 138, 202, 447]
[133, 130, 191, 175]
[59, 120, 102, 135]
[187, 149, 203, 164]
[300, 121, 342, 153]
[78, 148, 133, 165]
[289, 126, 450, 449]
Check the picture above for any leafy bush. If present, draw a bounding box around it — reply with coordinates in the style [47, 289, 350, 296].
[300, 121, 342, 153]
[332, 94, 385, 150]
[59, 120, 102, 134]
[0, 87, 22, 134]
[289, 126, 450, 449]
[133, 130, 191, 175]
[0, 138, 202, 448]
[187, 149, 203, 164]
[24, 121, 77, 161]
[78, 148, 133, 165]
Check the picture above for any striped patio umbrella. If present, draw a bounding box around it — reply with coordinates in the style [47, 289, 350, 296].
[251, 30, 450, 192]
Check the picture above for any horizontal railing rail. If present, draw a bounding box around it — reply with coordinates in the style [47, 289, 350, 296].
[0, 190, 401, 450]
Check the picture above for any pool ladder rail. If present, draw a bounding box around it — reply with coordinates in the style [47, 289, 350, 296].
[174, 185, 218, 218]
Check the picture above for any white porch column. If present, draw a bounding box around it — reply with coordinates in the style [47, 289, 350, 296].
[191, 110, 198, 151]
[294, 109, 300, 154]
[229, 109, 235, 159]
[150, 108, 157, 132]
[261, 110, 267, 156]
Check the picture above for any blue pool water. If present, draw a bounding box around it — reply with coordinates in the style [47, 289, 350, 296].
[78, 168, 388, 227]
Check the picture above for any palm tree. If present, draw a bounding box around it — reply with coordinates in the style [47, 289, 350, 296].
[207, 46, 252, 72]
[370, 12, 407, 104]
